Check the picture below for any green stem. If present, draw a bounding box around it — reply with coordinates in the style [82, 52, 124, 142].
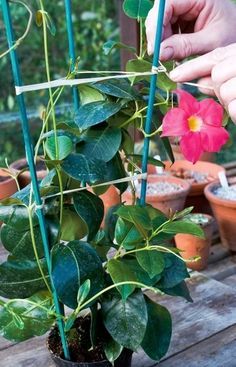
[28, 207, 51, 293]
[56, 166, 64, 226]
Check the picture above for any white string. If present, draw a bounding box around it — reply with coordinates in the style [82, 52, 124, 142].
[44, 172, 148, 200]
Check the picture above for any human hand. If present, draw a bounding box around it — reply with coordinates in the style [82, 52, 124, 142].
[169, 44, 236, 123]
[146, 0, 236, 60]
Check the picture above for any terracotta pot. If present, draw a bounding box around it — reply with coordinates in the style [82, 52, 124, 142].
[170, 142, 215, 162]
[10, 157, 47, 188]
[0, 168, 18, 200]
[158, 160, 225, 214]
[204, 181, 236, 251]
[175, 214, 214, 271]
[122, 175, 190, 216]
[99, 186, 120, 227]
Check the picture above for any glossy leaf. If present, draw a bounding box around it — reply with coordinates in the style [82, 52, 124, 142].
[77, 279, 91, 305]
[103, 40, 136, 56]
[116, 205, 152, 238]
[75, 101, 123, 130]
[77, 125, 122, 162]
[78, 85, 105, 105]
[141, 296, 172, 360]
[127, 154, 165, 168]
[45, 135, 73, 161]
[162, 221, 204, 238]
[107, 259, 137, 300]
[0, 205, 37, 231]
[157, 253, 189, 289]
[60, 206, 88, 241]
[51, 241, 104, 309]
[102, 290, 148, 351]
[162, 137, 175, 163]
[73, 190, 104, 241]
[104, 338, 123, 364]
[136, 250, 165, 279]
[126, 59, 151, 83]
[0, 291, 54, 342]
[125, 259, 161, 287]
[0, 224, 44, 260]
[93, 79, 139, 100]
[115, 217, 143, 250]
[105, 154, 128, 194]
[123, 0, 153, 19]
[159, 281, 193, 302]
[62, 153, 107, 184]
[0, 258, 49, 298]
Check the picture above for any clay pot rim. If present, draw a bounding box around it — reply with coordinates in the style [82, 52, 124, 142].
[163, 160, 225, 194]
[204, 181, 236, 208]
[141, 175, 191, 200]
[10, 156, 46, 173]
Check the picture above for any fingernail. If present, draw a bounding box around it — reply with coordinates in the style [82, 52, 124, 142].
[169, 68, 182, 82]
[160, 47, 174, 61]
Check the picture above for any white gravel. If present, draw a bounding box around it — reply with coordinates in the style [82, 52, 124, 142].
[213, 185, 236, 201]
[135, 181, 184, 195]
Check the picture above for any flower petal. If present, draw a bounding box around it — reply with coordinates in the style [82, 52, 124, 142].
[200, 126, 229, 152]
[175, 89, 199, 115]
[198, 99, 224, 127]
[180, 132, 203, 163]
[161, 108, 189, 137]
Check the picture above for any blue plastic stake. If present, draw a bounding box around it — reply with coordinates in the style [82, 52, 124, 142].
[64, 0, 80, 111]
[140, 0, 166, 206]
[1, 0, 71, 360]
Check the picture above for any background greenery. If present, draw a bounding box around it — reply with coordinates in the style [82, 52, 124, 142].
[0, 0, 236, 166]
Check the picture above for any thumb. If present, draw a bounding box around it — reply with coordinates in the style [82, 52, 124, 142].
[160, 30, 213, 61]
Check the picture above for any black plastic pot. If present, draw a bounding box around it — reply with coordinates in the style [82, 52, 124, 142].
[48, 347, 133, 367]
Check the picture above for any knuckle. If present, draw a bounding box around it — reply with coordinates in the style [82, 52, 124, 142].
[211, 65, 222, 85]
[180, 37, 193, 58]
[219, 83, 229, 102]
[212, 47, 224, 62]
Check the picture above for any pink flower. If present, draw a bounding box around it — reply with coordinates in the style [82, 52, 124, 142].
[161, 90, 229, 163]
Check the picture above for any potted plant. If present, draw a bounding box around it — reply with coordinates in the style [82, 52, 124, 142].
[163, 160, 225, 214]
[204, 181, 236, 251]
[0, 0, 231, 365]
[175, 213, 215, 271]
[0, 167, 18, 200]
[122, 175, 191, 216]
[10, 156, 47, 188]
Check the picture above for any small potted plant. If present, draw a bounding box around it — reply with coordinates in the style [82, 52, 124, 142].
[0, 167, 18, 200]
[205, 181, 236, 251]
[175, 213, 215, 271]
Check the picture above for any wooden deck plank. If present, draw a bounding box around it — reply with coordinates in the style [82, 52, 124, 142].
[201, 254, 236, 280]
[208, 243, 230, 264]
[157, 325, 236, 367]
[133, 274, 236, 367]
[222, 274, 236, 289]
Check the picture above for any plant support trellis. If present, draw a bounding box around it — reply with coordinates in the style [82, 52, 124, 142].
[1, 0, 166, 361]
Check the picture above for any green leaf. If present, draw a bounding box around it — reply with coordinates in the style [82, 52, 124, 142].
[159, 281, 193, 302]
[107, 259, 137, 300]
[116, 205, 152, 238]
[172, 207, 194, 221]
[157, 72, 177, 92]
[0, 205, 37, 231]
[141, 296, 172, 361]
[102, 290, 148, 351]
[77, 125, 122, 162]
[104, 338, 123, 364]
[77, 279, 91, 305]
[126, 59, 151, 83]
[62, 153, 107, 184]
[75, 101, 123, 130]
[103, 40, 136, 56]
[123, 0, 153, 19]
[45, 12, 56, 36]
[121, 129, 134, 155]
[0, 258, 48, 298]
[157, 253, 189, 289]
[60, 206, 88, 241]
[0, 224, 44, 260]
[125, 259, 161, 287]
[51, 241, 104, 309]
[105, 154, 128, 194]
[93, 79, 139, 100]
[0, 291, 54, 342]
[162, 221, 205, 238]
[162, 137, 175, 163]
[115, 218, 143, 250]
[78, 85, 105, 105]
[127, 154, 165, 168]
[136, 250, 165, 279]
[45, 135, 73, 160]
[64, 312, 77, 333]
[73, 190, 104, 241]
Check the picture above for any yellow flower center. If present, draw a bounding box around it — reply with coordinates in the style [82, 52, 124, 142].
[188, 116, 203, 132]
